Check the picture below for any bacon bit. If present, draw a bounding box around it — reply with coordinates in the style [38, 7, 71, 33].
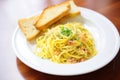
[80, 58, 86, 62]
[67, 57, 78, 63]
[54, 49, 60, 56]
[67, 58, 86, 63]
[80, 33, 87, 41]
[68, 40, 73, 45]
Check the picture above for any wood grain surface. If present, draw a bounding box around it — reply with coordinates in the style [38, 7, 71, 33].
[0, 0, 120, 80]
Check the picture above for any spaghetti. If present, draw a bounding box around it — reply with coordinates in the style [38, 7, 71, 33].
[34, 22, 97, 63]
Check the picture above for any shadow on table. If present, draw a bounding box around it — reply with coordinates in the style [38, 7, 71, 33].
[16, 50, 120, 80]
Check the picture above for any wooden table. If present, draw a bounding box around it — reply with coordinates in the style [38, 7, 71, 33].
[0, 0, 120, 80]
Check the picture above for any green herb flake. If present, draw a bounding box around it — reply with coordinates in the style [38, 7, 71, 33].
[60, 26, 72, 36]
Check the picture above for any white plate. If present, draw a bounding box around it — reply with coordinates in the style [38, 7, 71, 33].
[12, 7, 120, 76]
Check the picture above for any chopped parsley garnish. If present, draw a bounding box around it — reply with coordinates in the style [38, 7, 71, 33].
[60, 26, 72, 36]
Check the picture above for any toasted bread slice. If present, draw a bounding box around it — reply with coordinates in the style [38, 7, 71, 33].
[68, 0, 80, 16]
[18, 15, 40, 41]
[35, 2, 71, 30]
[50, 0, 80, 25]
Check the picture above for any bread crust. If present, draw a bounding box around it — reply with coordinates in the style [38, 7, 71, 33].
[18, 15, 40, 41]
[35, 1, 71, 30]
